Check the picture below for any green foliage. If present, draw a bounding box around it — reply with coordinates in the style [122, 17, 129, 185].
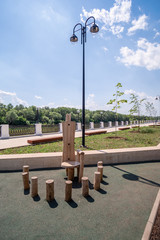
[0, 103, 149, 125]
[140, 127, 155, 134]
[107, 82, 127, 113]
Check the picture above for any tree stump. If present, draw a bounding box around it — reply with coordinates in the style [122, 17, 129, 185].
[97, 161, 103, 167]
[22, 172, 29, 190]
[68, 168, 74, 181]
[82, 177, 89, 197]
[65, 180, 72, 202]
[46, 179, 54, 201]
[31, 176, 38, 197]
[94, 172, 101, 190]
[98, 166, 103, 182]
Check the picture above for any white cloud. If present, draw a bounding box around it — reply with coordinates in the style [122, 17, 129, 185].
[128, 14, 148, 35]
[80, 0, 131, 37]
[0, 90, 28, 106]
[117, 38, 160, 70]
[154, 32, 160, 39]
[103, 46, 108, 53]
[35, 95, 42, 100]
[86, 94, 98, 110]
[124, 89, 155, 101]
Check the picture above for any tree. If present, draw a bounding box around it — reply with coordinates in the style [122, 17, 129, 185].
[145, 101, 156, 121]
[6, 110, 19, 124]
[107, 82, 127, 131]
[129, 93, 145, 131]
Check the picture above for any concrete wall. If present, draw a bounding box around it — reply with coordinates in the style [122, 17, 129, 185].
[0, 146, 160, 171]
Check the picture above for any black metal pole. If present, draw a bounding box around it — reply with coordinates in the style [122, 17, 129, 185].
[82, 27, 85, 147]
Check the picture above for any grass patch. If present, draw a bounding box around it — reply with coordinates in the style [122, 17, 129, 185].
[0, 126, 160, 155]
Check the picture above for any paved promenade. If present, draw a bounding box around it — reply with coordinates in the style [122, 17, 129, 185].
[0, 123, 152, 150]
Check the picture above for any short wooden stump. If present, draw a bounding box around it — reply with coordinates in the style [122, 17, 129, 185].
[46, 179, 54, 202]
[22, 172, 29, 190]
[31, 176, 38, 197]
[98, 166, 103, 182]
[68, 168, 74, 181]
[94, 172, 101, 190]
[82, 177, 89, 197]
[23, 165, 29, 173]
[65, 180, 72, 202]
[97, 161, 103, 167]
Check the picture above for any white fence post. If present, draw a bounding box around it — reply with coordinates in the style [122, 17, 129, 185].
[59, 123, 62, 133]
[125, 121, 128, 125]
[77, 122, 81, 131]
[35, 123, 42, 135]
[100, 122, 104, 129]
[108, 121, 112, 128]
[115, 121, 118, 127]
[90, 122, 94, 130]
[121, 121, 124, 126]
[0, 124, 9, 139]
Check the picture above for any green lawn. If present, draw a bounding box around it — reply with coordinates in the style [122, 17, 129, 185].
[0, 126, 160, 155]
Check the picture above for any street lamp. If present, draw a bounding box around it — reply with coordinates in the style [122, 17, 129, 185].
[36, 107, 40, 123]
[70, 16, 99, 147]
[155, 95, 160, 121]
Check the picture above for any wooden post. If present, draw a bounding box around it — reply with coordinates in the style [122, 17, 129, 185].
[23, 165, 29, 173]
[94, 172, 101, 190]
[31, 176, 38, 197]
[79, 152, 84, 183]
[82, 177, 89, 197]
[46, 179, 54, 201]
[65, 180, 72, 202]
[68, 168, 74, 181]
[22, 172, 29, 190]
[98, 166, 103, 182]
[97, 161, 103, 167]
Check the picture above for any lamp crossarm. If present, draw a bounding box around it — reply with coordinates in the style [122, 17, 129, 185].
[85, 16, 95, 27]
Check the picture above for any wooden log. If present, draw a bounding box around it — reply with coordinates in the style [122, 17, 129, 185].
[22, 172, 29, 190]
[82, 177, 89, 197]
[68, 168, 74, 180]
[65, 180, 72, 202]
[79, 152, 84, 183]
[97, 161, 103, 167]
[31, 176, 38, 197]
[98, 166, 103, 182]
[94, 172, 101, 190]
[46, 179, 54, 201]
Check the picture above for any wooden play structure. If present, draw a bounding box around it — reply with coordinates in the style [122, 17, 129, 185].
[61, 114, 84, 182]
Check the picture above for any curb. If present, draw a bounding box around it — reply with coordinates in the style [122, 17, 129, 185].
[142, 188, 160, 240]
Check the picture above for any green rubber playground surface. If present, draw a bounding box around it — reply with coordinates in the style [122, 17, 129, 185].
[0, 162, 160, 240]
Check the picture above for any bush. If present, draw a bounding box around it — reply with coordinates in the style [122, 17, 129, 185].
[140, 127, 155, 134]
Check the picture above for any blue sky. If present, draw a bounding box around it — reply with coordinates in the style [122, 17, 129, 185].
[0, 0, 160, 115]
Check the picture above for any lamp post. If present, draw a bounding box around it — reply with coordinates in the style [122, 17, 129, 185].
[36, 107, 40, 123]
[155, 95, 160, 122]
[70, 16, 99, 147]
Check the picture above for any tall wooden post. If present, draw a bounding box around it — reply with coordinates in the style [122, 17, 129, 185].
[46, 179, 54, 201]
[65, 180, 72, 202]
[22, 172, 30, 190]
[82, 177, 89, 197]
[94, 172, 101, 190]
[31, 176, 38, 197]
